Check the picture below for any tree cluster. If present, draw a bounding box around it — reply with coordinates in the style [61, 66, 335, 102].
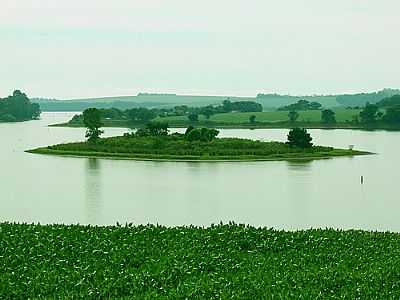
[278, 100, 322, 111]
[0, 90, 41, 122]
[131, 122, 170, 137]
[287, 128, 313, 148]
[184, 126, 219, 142]
[71, 99, 263, 125]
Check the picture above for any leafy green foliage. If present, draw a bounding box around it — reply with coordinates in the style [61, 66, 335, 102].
[288, 111, 299, 122]
[126, 107, 158, 123]
[287, 128, 313, 148]
[2, 223, 400, 299]
[377, 94, 400, 108]
[185, 128, 219, 142]
[220, 99, 262, 113]
[359, 103, 380, 123]
[83, 108, 104, 142]
[249, 115, 256, 123]
[188, 113, 199, 122]
[0, 90, 41, 122]
[41, 132, 343, 160]
[278, 99, 322, 111]
[383, 105, 400, 123]
[321, 109, 336, 124]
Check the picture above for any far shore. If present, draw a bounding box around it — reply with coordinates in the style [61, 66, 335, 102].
[50, 121, 400, 131]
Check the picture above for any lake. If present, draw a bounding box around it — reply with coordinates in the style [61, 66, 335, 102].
[1, 112, 399, 231]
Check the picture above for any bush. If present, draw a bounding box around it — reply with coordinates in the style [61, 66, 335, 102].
[185, 128, 219, 142]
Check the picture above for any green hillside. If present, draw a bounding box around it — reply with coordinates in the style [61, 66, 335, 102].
[156, 109, 361, 124]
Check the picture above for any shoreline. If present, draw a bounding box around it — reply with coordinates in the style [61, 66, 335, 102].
[50, 121, 400, 131]
[26, 148, 372, 162]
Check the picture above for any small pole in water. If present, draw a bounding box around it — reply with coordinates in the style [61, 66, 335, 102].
[361, 175, 364, 184]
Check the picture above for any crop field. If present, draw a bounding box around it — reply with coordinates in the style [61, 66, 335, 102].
[1, 223, 400, 299]
[157, 109, 361, 124]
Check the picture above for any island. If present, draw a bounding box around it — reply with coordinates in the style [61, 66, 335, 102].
[28, 112, 370, 161]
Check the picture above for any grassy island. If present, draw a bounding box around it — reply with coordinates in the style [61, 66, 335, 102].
[27, 130, 368, 162]
[2, 222, 400, 299]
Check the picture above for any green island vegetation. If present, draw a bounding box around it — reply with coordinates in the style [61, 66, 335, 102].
[29, 111, 369, 161]
[0, 90, 41, 122]
[32, 88, 400, 112]
[56, 95, 400, 130]
[2, 222, 400, 299]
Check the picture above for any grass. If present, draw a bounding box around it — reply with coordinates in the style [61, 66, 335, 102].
[27, 135, 369, 162]
[155, 109, 361, 124]
[2, 222, 400, 299]
[56, 109, 367, 129]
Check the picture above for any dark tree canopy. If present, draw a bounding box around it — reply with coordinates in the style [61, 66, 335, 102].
[185, 127, 219, 142]
[383, 105, 400, 123]
[287, 128, 313, 148]
[126, 107, 157, 122]
[321, 109, 336, 124]
[145, 122, 169, 136]
[83, 108, 104, 142]
[0, 90, 41, 122]
[184, 125, 195, 136]
[188, 113, 199, 122]
[288, 111, 299, 122]
[278, 100, 322, 111]
[359, 103, 380, 123]
[199, 106, 215, 119]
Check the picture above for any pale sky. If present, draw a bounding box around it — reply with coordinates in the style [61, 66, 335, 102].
[1, 0, 400, 99]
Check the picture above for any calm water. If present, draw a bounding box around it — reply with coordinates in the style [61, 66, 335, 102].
[1, 112, 399, 231]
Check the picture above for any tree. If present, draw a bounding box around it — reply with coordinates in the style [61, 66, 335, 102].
[278, 99, 322, 111]
[201, 107, 214, 119]
[145, 122, 169, 136]
[222, 99, 233, 112]
[249, 115, 256, 123]
[288, 111, 299, 122]
[0, 90, 41, 121]
[184, 125, 195, 136]
[83, 108, 104, 142]
[359, 103, 379, 123]
[287, 128, 313, 148]
[201, 128, 219, 141]
[127, 108, 156, 123]
[188, 113, 199, 122]
[383, 105, 400, 123]
[321, 109, 336, 124]
[185, 128, 219, 142]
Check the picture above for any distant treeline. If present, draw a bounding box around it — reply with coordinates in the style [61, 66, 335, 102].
[257, 89, 400, 108]
[70, 100, 263, 124]
[277, 100, 322, 111]
[0, 90, 41, 122]
[32, 89, 400, 112]
[31, 99, 165, 112]
[377, 95, 400, 108]
[336, 89, 400, 107]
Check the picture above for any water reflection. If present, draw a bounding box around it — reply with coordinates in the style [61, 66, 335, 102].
[85, 158, 102, 224]
[286, 160, 313, 172]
